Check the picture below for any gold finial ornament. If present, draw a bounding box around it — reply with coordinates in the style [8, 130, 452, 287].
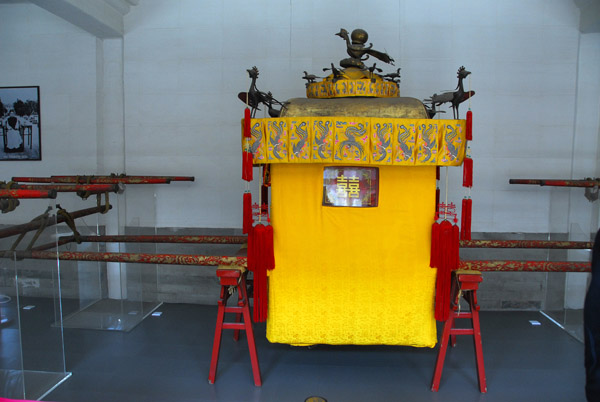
[305, 28, 400, 99]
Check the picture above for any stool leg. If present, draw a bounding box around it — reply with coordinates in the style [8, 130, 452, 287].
[208, 291, 226, 384]
[239, 278, 262, 386]
[233, 289, 243, 342]
[469, 292, 487, 393]
[431, 313, 455, 392]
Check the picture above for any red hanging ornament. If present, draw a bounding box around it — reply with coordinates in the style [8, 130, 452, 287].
[252, 223, 269, 322]
[430, 216, 440, 268]
[460, 198, 469, 240]
[463, 157, 473, 188]
[244, 107, 251, 138]
[247, 224, 256, 272]
[435, 188, 440, 216]
[466, 110, 473, 141]
[464, 198, 472, 240]
[434, 220, 459, 321]
[264, 224, 275, 271]
[242, 150, 253, 182]
[243, 192, 253, 234]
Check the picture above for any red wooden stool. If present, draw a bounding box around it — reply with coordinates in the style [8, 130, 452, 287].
[431, 270, 486, 393]
[208, 267, 262, 386]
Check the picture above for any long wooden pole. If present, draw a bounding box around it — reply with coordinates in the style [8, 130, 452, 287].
[0, 189, 57, 199]
[459, 260, 591, 272]
[0, 205, 111, 239]
[8, 250, 246, 267]
[509, 179, 599, 188]
[77, 235, 247, 244]
[460, 240, 593, 249]
[12, 175, 195, 184]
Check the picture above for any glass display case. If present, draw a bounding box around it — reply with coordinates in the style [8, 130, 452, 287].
[0, 200, 71, 400]
[59, 184, 162, 332]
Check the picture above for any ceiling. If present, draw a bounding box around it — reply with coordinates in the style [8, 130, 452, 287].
[0, 0, 598, 38]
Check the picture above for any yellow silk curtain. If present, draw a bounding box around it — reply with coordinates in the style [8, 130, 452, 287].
[266, 164, 438, 347]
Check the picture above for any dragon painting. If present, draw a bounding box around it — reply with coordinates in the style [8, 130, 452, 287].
[249, 122, 262, 154]
[397, 125, 414, 161]
[374, 123, 391, 162]
[314, 121, 331, 159]
[419, 123, 437, 162]
[338, 123, 366, 161]
[292, 122, 308, 158]
[444, 124, 460, 160]
[269, 121, 286, 160]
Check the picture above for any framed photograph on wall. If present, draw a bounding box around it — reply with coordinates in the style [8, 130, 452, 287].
[0, 86, 41, 161]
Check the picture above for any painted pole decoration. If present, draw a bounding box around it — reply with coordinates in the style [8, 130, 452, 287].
[0, 205, 111, 240]
[460, 239, 593, 249]
[0, 189, 57, 199]
[459, 260, 591, 272]
[7, 250, 247, 267]
[509, 179, 600, 188]
[12, 175, 194, 184]
[13, 183, 121, 194]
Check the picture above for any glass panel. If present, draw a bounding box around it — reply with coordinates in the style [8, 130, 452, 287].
[0, 200, 71, 400]
[322, 166, 379, 207]
[59, 184, 161, 331]
[540, 185, 598, 343]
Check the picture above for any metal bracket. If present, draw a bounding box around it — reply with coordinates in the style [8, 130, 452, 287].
[584, 177, 599, 202]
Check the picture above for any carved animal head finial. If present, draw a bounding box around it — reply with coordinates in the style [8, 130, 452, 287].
[457, 66, 471, 78]
[247, 66, 259, 79]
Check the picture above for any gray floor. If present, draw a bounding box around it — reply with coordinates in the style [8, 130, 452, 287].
[44, 303, 586, 402]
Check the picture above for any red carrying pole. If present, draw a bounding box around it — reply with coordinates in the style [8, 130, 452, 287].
[0, 189, 57, 199]
[0, 204, 111, 239]
[13, 184, 121, 193]
[12, 175, 195, 184]
[8, 250, 247, 267]
[509, 179, 600, 188]
[459, 260, 591, 272]
[460, 240, 593, 249]
[77, 235, 247, 244]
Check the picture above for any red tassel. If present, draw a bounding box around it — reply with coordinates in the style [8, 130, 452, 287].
[264, 224, 275, 271]
[242, 150, 253, 182]
[466, 110, 472, 141]
[463, 157, 473, 188]
[460, 198, 467, 240]
[243, 192, 252, 234]
[435, 188, 440, 216]
[452, 223, 460, 270]
[434, 220, 459, 321]
[244, 107, 251, 138]
[430, 218, 440, 268]
[247, 225, 256, 272]
[464, 198, 472, 240]
[252, 224, 269, 322]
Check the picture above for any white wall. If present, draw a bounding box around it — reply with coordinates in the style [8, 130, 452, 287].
[1, 0, 599, 234]
[122, 0, 599, 232]
[0, 3, 99, 221]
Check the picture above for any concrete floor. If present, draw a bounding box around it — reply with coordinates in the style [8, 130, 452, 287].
[42, 303, 585, 402]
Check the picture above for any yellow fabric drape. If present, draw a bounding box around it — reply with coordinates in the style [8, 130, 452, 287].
[248, 117, 466, 167]
[267, 164, 438, 347]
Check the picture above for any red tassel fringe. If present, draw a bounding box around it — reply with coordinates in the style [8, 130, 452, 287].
[460, 198, 472, 241]
[242, 151, 253, 182]
[243, 192, 252, 234]
[466, 110, 473, 141]
[463, 157, 473, 188]
[244, 107, 251, 138]
[433, 220, 460, 321]
[250, 223, 275, 323]
[430, 219, 440, 268]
